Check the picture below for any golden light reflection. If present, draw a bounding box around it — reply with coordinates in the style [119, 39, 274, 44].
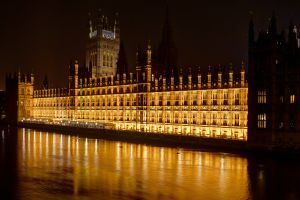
[18, 129, 249, 199]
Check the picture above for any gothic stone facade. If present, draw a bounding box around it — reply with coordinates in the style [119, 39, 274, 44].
[86, 12, 120, 78]
[18, 45, 248, 141]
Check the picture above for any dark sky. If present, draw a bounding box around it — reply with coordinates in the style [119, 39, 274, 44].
[1, 0, 300, 89]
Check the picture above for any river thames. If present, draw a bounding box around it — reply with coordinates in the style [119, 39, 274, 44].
[0, 128, 300, 200]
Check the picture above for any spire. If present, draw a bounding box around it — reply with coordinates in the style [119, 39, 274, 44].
[288, 20, 298, 49]
[136, 45, 142, 67]
[97, 9, 102, 27]
[88, 12, 93, 38]
[147, 40, 152, 65]
[114, 12, 119, 26]
[116, 41, 128, 75]
[43, 74, 48, 89]
[157, 4, 178, 75]
[268, 12, 277, 35]
[241, 60, 245, 71]
[248, 12, 255, 46]
[114, 12, 120, 38]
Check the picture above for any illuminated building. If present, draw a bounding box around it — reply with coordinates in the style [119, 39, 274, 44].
[0, 90, 5, 120]
[248, 14, 300, 146]
[12, 49, 248, 140]
[6, 10, 248, 141]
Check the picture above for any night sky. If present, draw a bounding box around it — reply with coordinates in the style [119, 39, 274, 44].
[1, 0, 300, 89]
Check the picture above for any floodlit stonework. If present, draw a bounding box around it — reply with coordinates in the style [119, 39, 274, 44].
[17, 46, 248, 140]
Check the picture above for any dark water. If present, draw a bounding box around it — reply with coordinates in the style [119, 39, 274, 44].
[0, 128, 300, 200]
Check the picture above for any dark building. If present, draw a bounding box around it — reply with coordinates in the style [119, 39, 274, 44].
[248, 14, 300, 147]
[0, 90, 5, 120]
[5, 73, 19, 125]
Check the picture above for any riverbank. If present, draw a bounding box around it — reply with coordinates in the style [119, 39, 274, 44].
[18, 121, 248, 153]
[2, 121, 299, 157]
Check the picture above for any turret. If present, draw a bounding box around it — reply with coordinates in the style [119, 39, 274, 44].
[135, 46, 142, 82]
[179, 68, 183, 90]
[18, 71, 21, 82]
[288, 21, 298, 49]
[171, 70, 174, 90]
[241, 61, 245, 87]
[114, 12, 120, 40]
[207, 66, 211, 88]
[42, 74, 48, 89]
[110, 75, 114, 85]
[130, 72, 133, 83]
[74, 60, 79, 90]
[116, 73, 120, 84]
[217, 66, 222, 88]
[268, 13, 277, 35]
[162, 73, 166, 91]
[155, 75, 158, 91]
[30, 72, 34, 84]
[229, 63, 233, 87]
[146, 42, 152, 83]
[197, 67, 202, 89]
[248, 15, 255, 47]
[123, 73, 126, 84]
[188, 68, 192, 90]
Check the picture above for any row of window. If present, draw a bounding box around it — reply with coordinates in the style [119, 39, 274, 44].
[34, 99, 243, 108]
[258, 90, 296, 104]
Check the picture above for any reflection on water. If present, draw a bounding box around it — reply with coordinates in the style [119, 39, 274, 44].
[1, 128, 300, 199]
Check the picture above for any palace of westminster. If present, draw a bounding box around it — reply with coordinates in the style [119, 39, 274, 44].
[5, 10, 300, 146]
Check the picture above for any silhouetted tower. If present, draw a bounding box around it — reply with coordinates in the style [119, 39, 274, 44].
[42, 74, 48, 89]
[116, 41, 128, 75]
[157, 6, 178, 77]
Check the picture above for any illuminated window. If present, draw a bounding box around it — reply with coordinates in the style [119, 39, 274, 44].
[184, 114, 188, 124]
[257, 90, 266, 103]
[223, 114, 228, 126]
[193, 93, 197, 105]
[223, 91, 228, 105]
[103, 54, 106, 66]
[280, 96, 284, 103]
[110, 55, 113, 67]
[212, 92, 217, 105]
[142, 72, 146, 81]
[234, 92, 240, 105]
[193, 114, 197, 124]
[257, 113, 266, 128]
[290, 94, 295, 104]
[212, 113, 217, 125]
[202, 91, 207, 105]
[175, 113, 179, 123]
[167, 95, 171, 106]
[159, 95, 163, 106]
[202, 113, 206, 125]
[234, 114, 239, 126]
[159, 113, 162, 123]
[175, 94, 180, 106]
[184, 95, 188, 105]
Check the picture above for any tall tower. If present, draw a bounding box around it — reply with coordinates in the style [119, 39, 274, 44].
[86, 10, 120, 78]
[156, 6, 178, 77]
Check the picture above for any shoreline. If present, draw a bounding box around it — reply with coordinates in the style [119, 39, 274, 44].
[2, 121, 300, 158]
